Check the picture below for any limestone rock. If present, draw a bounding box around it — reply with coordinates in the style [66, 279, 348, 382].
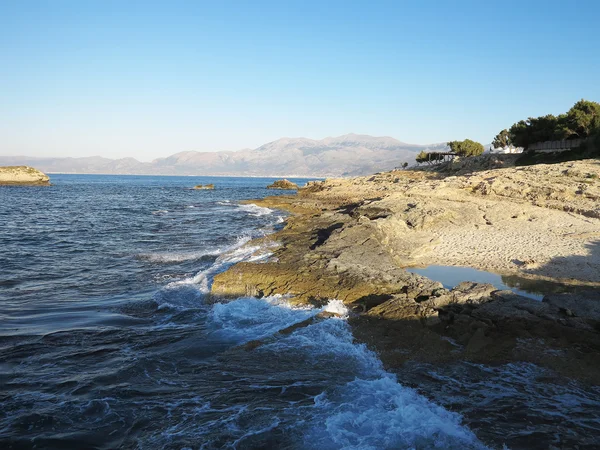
[209, 159, 600, 383]
[0, 166, 50, 185]
[267, 179, 299, 190]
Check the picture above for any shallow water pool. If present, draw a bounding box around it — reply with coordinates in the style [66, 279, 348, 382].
[405, 265, 592, 301]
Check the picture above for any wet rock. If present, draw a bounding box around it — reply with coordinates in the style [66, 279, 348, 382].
[452, 282, 497, 303]
[543, 292, 600, 324]
[426, 282, 496, 309]
[465, 328, 493, 353]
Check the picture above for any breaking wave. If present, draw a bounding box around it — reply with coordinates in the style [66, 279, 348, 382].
[238, 203, 274, 216]
[199, 297, 485, 449]
[137, 248, 221, 263]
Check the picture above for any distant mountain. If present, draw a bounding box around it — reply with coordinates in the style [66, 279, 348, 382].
[0, 134, 449, 177]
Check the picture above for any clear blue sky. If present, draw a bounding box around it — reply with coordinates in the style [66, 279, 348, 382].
[1, 0, 599, 161]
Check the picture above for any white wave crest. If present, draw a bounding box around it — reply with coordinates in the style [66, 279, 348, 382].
[138, 248, 220, 263]
[209, 295, 314, 342]
[162, 235, 269, 293]
[322, 299, 349, 318]
[238, 204, 273, 217]
[164, 266, 212, 292]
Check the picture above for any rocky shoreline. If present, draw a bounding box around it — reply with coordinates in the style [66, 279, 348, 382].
[211, 159, 600, 384]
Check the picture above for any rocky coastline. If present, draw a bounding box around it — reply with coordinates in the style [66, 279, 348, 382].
[211, 159, 600, 384]
[0, 166, 50, 185]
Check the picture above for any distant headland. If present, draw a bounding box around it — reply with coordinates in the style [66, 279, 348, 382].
[0, 166, 50, 185]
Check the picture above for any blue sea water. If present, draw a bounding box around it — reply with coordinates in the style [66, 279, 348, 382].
[1, 175, 598, 449]
[0, 175, 487, 449]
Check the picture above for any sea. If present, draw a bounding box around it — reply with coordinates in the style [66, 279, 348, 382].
[1, 174, 599, 449]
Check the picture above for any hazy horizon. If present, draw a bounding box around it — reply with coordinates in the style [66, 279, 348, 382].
[2, 132, 447, 162]
[0, 132, 451, 177]
[2, 1, 599, 161]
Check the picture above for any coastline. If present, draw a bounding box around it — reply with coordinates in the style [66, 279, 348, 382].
[211, 159, 600, 384]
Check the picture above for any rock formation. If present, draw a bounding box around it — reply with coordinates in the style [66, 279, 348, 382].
[266, 179, 299, 190]
[0, 166, 50, 185]
[193, 184, 215, 190]
[211, 159, 600, 383]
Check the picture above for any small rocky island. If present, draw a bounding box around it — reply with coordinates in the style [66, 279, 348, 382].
[0, 166, 50, 185]
[267, 179, 299, 190]
[193, 184, 215, 190]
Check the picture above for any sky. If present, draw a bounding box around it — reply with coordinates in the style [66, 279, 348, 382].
[1, 0, 599, 161]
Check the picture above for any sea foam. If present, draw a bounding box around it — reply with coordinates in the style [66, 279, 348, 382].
[206, 297, 486, 449]
[238, 204, 274, 217]
[137, 248, 221, 263]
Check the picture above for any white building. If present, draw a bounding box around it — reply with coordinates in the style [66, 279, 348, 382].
[487, 146, 523, 154]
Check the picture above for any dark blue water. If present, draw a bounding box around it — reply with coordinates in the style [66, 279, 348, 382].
[0, 175, 297, 336]
[0, 175, 488, 449]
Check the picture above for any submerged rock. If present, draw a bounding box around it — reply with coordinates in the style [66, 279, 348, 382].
[193, 184, 215, 190]
[267, 179, 299, 190]
[0, 166, 50, 185]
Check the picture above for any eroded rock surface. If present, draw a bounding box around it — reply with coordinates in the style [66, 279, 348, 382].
[211, 159, 600, 382]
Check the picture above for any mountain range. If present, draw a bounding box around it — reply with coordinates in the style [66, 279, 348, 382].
[0, 134, 449, 177]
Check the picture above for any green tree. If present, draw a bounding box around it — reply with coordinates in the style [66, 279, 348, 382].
[492, 129, 511, 149]
[508, 120, 531, 148]
[415, 151, 428, 164]
[506, 100, 600, 149]
[564, 99, 600, 138]
[509, 115, 562, 148]
[447, 139, 485, 157]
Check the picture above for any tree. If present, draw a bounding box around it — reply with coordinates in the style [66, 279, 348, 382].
[447, 139, 485, 157]
[509, 115, 562, 148]
[505, 100, 600, 149]
[564, 99, 600, 138]
[416, 151, 428, 164]
[492, 129, 511, 149]
[402, 162, 409, 169]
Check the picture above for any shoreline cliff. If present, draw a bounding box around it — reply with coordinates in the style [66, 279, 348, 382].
[211, 158, 600, 384]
